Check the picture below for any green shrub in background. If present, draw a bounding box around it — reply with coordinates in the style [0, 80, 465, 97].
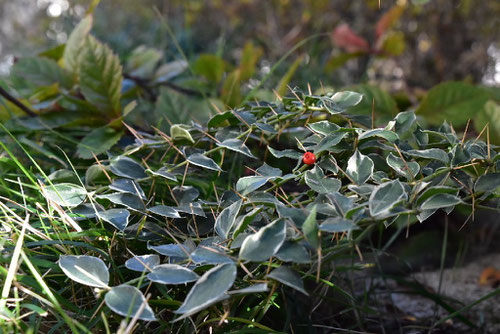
[0, 11, 499, 334]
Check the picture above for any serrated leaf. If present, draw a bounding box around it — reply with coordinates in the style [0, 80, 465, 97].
[79, 36, 122, 116]
[77, 127, 123, 159]
[420, 193, 462, 210]
[174, 263, 236, 321]
[187, 153, 222, 171]
[346, 150, 374, 185]
[267, 266, 308, 296]
[12, 57, 73, 89]
[125, 255, 160, 272]
[305, 166, 341, 194]
[58, 255, 109, 288]
[217, 139, 256, 158]
[98, 209, 130, 231]
[44, 183, 87, 207]
[105, 285, 156, 321]
[109, 156, 147, 179]
[417, 81, 489, 126]
[239, 219, 286, 261]
[215, 199, 242, 239]
[147, 264, 199, 285]
[369, 180, 406, 217]
[63, 15, 92, 74]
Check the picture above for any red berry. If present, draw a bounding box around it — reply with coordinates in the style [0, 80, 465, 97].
[303, 152, 316, 165]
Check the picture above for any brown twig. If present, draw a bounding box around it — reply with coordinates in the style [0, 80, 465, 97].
[0, 86, 37, 117]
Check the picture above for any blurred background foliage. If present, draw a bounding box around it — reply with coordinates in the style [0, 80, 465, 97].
[1, 0, 499, 87]
[0, 0, 499, 140]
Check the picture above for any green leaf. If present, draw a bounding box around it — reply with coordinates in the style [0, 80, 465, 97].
[346, 150, 374, 185]
[125, 255, 160, 272]
[97, 209, 130, 231]
[239, 219, 286, 261]
[58, 255, 109, 288]
[394, 110, 416, 135]
[44, 183, 87, 208]
[187, 153, 222, 171]
[420, 193, 462, 210]
[105, 285, 156, 321]
[76, 127, 123, 159]
[474, 173, 500, 194]
[358, 128, 399, 143]
[268, 146, 302, 160]
[193, 54, 225, 83]
[321, 91, 363, 114]
[63, 15, 92, 74]
[474, 100, 500, 144]
[302, 206, 319, 249]
[148, 243, 191, 259]
[109, 156, 147, 179]
[267, 266, 308, 296]
[191, 245, 233, 265]
[305, 166, 341, 194]
[156, 89, 212, 129]
[232, 207, 262, 239]
[79, 36, 122, 116]
[314, 132, 348, 154]
[126, 46, 163, 78]
[348, 84, 398, 118]
[308, 121, 341, 135]
[386, 152, 420, 179]
[236, 176, 270, 196]
[416, 186, 458, 205]
[148, 205, 181, 219]
[147, 264, 199, 285]
[405, 149, 450, 164]
[276, 241, 311, 263]
[174, 263, 236, 321]
[319, 217, 359, 233]
[369, 180, 406, 217]
[217, 139, 256, 159]
[215, 200, 242, 239]
[12, 57, 73, 89]
[97, 193, 145, 212]
[148, 167, 178, 182]
[109, 179, 146, 199]
[154, 60, 188, 83]
[416, 81, 489, 126]
[170, 124, 194, 143]
[228, 283, 269, 295]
